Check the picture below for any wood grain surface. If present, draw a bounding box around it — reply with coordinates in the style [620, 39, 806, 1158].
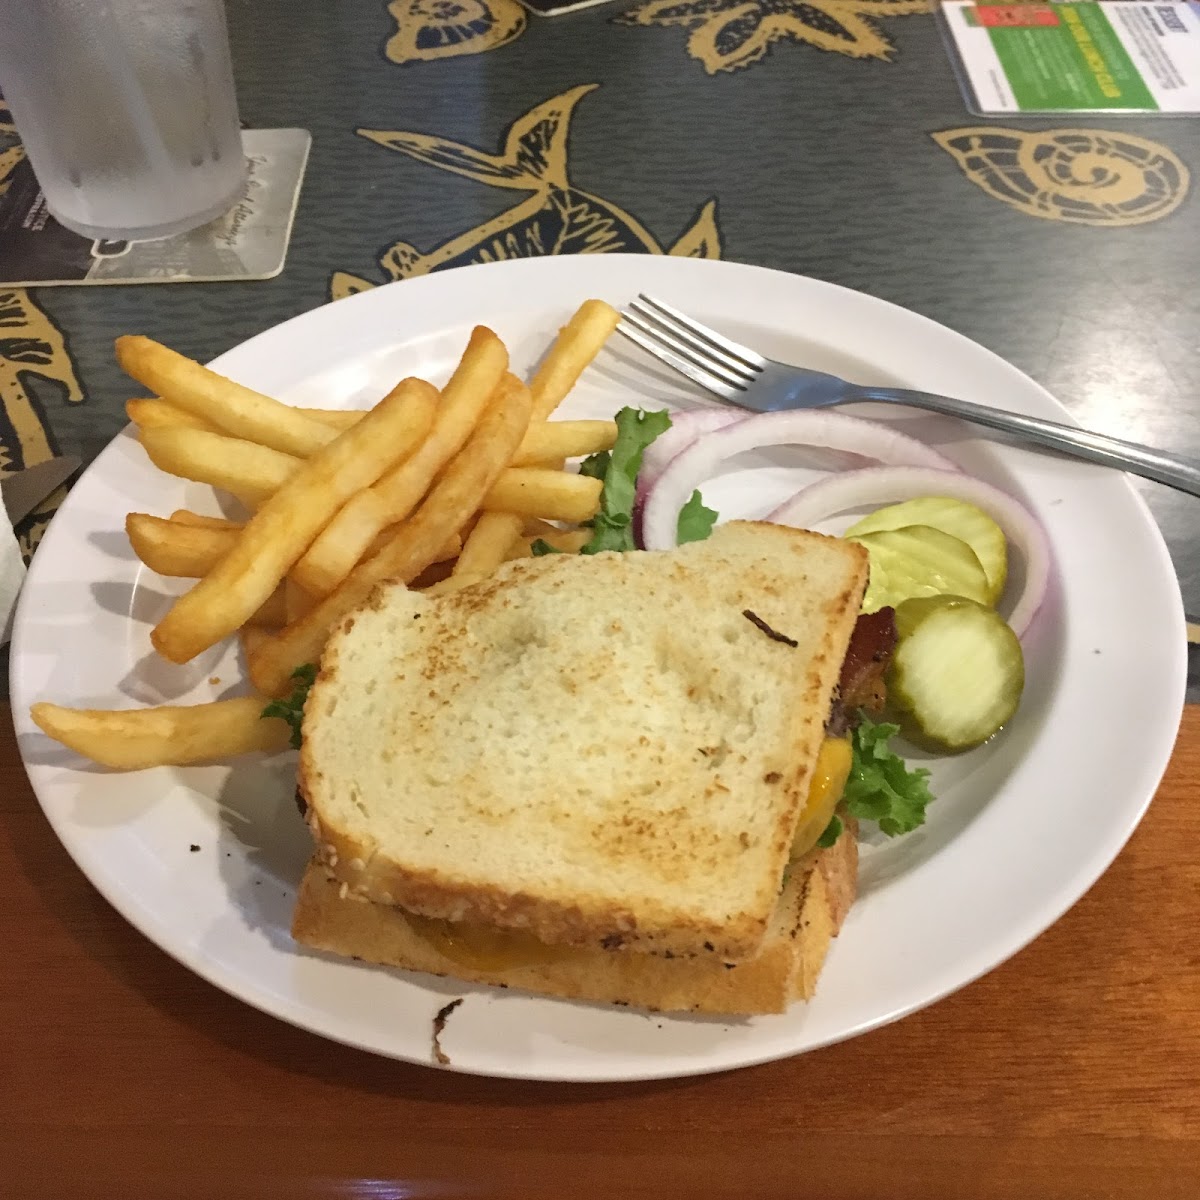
[2, 704, 1197, 1199]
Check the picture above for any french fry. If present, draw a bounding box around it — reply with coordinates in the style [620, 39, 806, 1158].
[301, 409, 360, 430]
[230, 490, 267, 514]
[457, 457, 603, 574]
[170, 510, 242, 530]
[290, 328, 509, 597]
[249, 374, 533, 696]
[480, 468, 601, 523]
[510, 420, 617, 467]
[539, 529, 592, 554]
[127, 516, 286, 624]
[452, 511, 526, 578]
[126, 397, 221, 435]
[358, 529, 462, 564]
[528, 299, 620, 421]
[504, 529, 591, 560]
[151, 377, 438, 664]
[419, 572, 488, 597]
[30, 697, 290, 770]
[434, 533, 463, 563]
[126, 514, 237, 577]
[454, 305, 617, 578]
[140, 427, 299, 505]
[288, 493, 381, 597]
[116, 336, 339, 458]
[240, 625, 273, 662]
[127, 395, 358, 437]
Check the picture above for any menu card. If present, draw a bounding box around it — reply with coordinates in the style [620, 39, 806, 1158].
[940, 2, 1200, 114]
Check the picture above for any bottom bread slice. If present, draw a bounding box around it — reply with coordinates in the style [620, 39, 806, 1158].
[291, 822, 858, 1017]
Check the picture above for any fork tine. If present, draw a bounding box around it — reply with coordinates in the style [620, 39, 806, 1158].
[628, 299, 759, 385]
[615, 319, 746, 401]
[637, 294, 767, 372]
[621, 310, 753, 393]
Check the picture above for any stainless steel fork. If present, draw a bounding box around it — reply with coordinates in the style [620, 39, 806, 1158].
[617, 294, 1200, 499]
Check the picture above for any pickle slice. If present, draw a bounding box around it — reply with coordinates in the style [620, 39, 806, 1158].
[851, 525, 990, 614]
[887, 595, 1025, 753]
[846, 497, 1008, 605]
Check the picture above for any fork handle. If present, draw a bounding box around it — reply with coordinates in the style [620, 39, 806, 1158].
[860, 387, 1200, 499]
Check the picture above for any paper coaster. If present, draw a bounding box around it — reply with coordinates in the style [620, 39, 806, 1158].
[940, 2, 1200, 115]
[0, 128, 311, 287]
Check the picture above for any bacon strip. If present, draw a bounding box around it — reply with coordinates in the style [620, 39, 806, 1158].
[826, 607, 897, 737]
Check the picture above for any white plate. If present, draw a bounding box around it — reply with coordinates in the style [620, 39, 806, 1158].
[10, 256, 1187, 1082]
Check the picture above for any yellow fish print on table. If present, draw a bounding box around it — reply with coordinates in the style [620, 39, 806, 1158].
[0, 289, 86, 560]
[0, 105, 87, 557]
[331, 84, 722, 298]
[383, 0, 526, 64]
[933, 127, 1190, 227]
[613, 0, 932, 74]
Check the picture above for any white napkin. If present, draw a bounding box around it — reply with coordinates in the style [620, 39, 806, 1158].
[1, 502, 26, 647]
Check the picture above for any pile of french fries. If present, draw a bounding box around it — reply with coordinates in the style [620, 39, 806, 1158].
[32, 300, 621, 771]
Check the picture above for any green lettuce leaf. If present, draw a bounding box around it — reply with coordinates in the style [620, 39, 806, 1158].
[581, 407, 671, 555]
[577, 451, 611, 481]
[816, 814, 844, 849]
[676, 489, 718, 545]
[842, 713, 934, 837]
[260, 663, 317, 750]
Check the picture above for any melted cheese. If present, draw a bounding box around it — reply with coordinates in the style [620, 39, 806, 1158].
[789, 736, 853, 860]
[403, 911, 565, 972]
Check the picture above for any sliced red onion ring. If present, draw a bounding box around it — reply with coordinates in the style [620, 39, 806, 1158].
[770, 465, 1051, 638]
[634, 410, 746, 547]
[638, 409, 746, 498]
[640, 410, 960, 552]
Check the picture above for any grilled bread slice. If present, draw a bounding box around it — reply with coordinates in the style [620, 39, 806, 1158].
[299, 521, 867, 961]
[291, 819, 859, 1016]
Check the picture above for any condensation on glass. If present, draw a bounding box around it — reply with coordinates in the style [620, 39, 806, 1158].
[0, 0, 246, 241]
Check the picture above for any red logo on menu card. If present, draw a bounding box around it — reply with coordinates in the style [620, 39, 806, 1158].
[974, 5, 1060, 26]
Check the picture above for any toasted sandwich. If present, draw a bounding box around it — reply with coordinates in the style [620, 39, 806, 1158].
[292, 819, 858, 1015]
[291, 521, 870, 1013]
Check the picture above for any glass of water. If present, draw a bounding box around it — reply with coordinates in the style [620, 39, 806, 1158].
[0, 0, 246, 242]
